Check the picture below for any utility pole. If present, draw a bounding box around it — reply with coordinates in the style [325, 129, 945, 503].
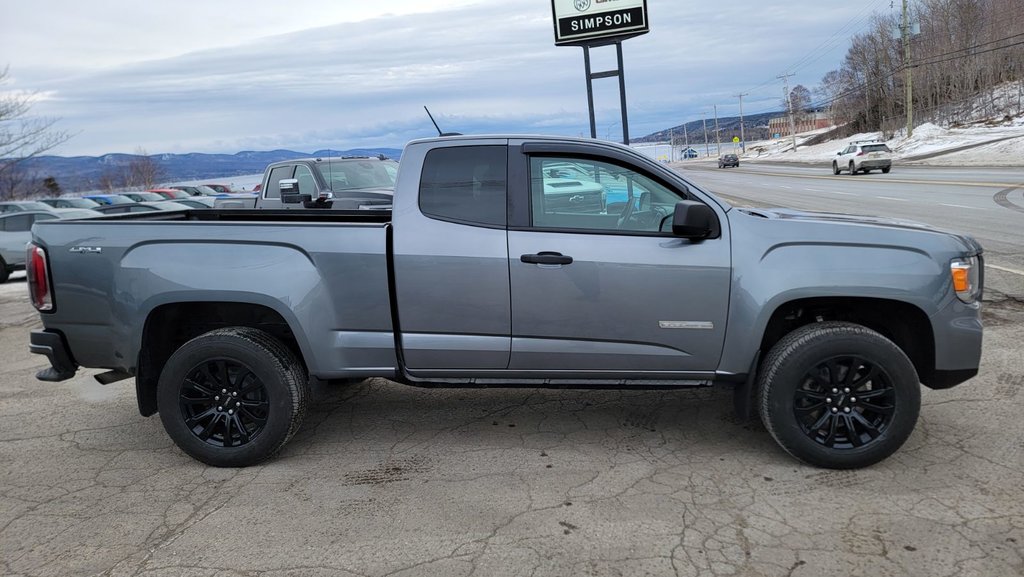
[734, 92, 748, 153]
[778, 73, 798, 152]
[713, 104, 721, 157]
[683, 122, 689, 154]
[902, 0, 913, 137]
[701, 112, 710, 157]
[669, 128, 674, 161]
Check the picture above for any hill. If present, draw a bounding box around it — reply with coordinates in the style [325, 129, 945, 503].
[16, 147, 403, 192]
[636, 112, 780, 145]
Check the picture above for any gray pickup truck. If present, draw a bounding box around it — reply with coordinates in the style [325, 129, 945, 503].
[27, 136, 983, 469]
[214, 156, 397, 210]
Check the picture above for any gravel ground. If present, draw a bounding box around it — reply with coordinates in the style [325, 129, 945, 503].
[0, 276, 1021, 577]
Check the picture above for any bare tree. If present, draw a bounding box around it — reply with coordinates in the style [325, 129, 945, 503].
[0, 67, 72, 198]
[126, 147, 164, 190]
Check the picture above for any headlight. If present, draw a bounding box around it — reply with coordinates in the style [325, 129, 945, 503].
[950, 256, 981, 303]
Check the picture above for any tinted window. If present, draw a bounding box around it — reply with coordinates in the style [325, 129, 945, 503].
[419, 146, 506, 227]
[264, 165, 294, 199]
[862, 144, 891, 153]
[530, 156, 685, 233]
[32, 214, 58, 223]
[3, 214, 33, 231]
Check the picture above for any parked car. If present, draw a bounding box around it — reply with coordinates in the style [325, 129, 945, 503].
[718, 154, 739, 168]
[84, 194, 136, 206]
[171, 197, 216, 209]
[833, 141, 893, 175]
[0, 201, 57, 214]
[122, 192, 169, 202]
[147, 188, 192, 200]
[0, 211, 59, 282]
[93, 201, 191, 214]
[203, 184, 234, 194]
[50, 208, 103, 220]
[38, 198, 102, 209]
[170, 185, 227, 197]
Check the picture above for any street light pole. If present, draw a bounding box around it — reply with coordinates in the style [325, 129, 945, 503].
[734, 92, 748, 153]
[701, 112, 709, 158]
[713, 104, 721, 157]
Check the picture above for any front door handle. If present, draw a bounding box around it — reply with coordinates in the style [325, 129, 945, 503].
[520, 251, 573, 265]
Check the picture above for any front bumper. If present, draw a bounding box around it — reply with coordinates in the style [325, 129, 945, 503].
[29, 329, 78, 382]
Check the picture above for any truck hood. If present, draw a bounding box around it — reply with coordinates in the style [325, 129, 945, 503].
[739, 207, 983, 255]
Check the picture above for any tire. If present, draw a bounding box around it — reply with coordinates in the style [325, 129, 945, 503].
[863, 169, 871, 174]
[848, 161, 857, 175]
[0, 258, 8, 284]
[157, 327, 309, 467]
[832, 162, 840, 175]
[882, 167, 891, 174]
[757, 322, 920, 469]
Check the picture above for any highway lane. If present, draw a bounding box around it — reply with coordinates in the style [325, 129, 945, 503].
[672, 161, 1024, 297]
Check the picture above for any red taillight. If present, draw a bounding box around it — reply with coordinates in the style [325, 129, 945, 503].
[27, 244, 53, 312]
[856, 151, 865, 156]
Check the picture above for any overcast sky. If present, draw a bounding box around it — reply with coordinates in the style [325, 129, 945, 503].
[1, 0, 891, 156]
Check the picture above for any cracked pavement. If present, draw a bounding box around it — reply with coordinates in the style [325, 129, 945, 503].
[0, 275, 1021, 577]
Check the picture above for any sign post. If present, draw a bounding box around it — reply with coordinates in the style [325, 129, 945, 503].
[550, 0, 649, 145]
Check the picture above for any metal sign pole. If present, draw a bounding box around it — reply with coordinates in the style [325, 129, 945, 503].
[616, 41, 629, 145]
[583, 45, 597, 139]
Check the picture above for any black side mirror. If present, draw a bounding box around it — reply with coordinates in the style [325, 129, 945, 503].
[671, 201, 719, 239]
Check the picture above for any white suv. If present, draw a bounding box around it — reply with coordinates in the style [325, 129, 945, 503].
[832, 141, 892, 175]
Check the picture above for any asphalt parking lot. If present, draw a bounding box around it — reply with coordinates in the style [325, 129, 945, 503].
[1, 271, 1021, 577]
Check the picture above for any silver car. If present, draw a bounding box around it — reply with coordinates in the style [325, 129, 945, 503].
[0, 211, 60, 283]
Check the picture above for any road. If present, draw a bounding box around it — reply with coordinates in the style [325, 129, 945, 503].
[677, 161, 1024, 299]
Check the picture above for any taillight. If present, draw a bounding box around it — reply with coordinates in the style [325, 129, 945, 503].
[27, 244, 53, 312]
[856, 151, 865, 156]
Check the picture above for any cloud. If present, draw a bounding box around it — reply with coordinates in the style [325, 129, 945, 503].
[6, 0, 877, 155]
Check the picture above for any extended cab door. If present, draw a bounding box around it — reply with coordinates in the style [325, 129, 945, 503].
[505, 142, 731, 375]
[391, 139, 512, 373]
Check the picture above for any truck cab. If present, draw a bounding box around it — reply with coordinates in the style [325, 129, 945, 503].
[216, 156, 398, 209]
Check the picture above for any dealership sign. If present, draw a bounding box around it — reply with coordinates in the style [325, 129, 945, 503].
[551, 0, 649, 46]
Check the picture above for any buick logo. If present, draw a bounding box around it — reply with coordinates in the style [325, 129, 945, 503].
[574, 0, 591, 12]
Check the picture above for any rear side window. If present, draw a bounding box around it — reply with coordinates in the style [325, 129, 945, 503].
[264, 165, 294, 199]
[3, 214, 33, 231]
[419, 146, 506, 227]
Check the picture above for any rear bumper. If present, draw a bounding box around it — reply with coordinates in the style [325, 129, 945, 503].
[859, 160, 891, 169]
[29, 329, 78, 381]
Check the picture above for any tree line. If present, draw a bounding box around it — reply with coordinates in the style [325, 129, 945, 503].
[815, 0, 1024, 136]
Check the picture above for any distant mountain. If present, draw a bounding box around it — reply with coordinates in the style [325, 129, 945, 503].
[16, 147, 403, 192]
[636, 112, 781, 145]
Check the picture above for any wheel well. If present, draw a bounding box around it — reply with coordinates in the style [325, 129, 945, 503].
[759, 297, 935, 386]
[135, 302, 303, 416]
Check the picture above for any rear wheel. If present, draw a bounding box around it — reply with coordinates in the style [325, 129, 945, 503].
[157, 327, 309, 467]
[882, 166, 891, 174]
[832, 162, 840, 175]
[848, 161, 857, 175]
[758, 322, 920, 469]
[0, 258, 8, 284]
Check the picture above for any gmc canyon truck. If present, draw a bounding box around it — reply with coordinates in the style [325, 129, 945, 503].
[27, 136, 984, 469]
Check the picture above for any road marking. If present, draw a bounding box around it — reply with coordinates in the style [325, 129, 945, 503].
[940, 203, 986, 210]
[987, 263, 1024, 276]
[804, 188, 822, 191]
[876, 196, 908, 201]
[780, 185, 792, 189]
[824, 191, 856, 196]
[683, 165, 1024, 189]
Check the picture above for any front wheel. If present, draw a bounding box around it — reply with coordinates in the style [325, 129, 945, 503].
[758, 322, 920, 469]
[157, 327, 309, 467]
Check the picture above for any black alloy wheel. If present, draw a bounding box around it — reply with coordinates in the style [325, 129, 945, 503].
[179, 359, 270, 448]
[792, 356, 895, 449]
[758, 321, 920, 469]
[158, 327, 309, 467]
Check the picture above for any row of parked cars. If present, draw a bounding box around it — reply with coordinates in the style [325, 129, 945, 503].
[0, 184, 249, 282]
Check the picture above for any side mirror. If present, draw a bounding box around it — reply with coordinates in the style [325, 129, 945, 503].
[279, 179, 311, 204]
[671, 201, 718, 240]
